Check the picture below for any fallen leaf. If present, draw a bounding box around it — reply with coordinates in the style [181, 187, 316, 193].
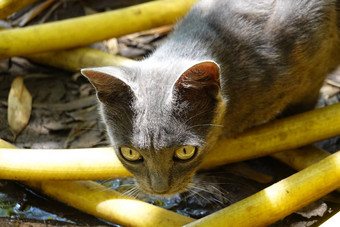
[7, 76, 32, 140]
[296, 200, 328, 219]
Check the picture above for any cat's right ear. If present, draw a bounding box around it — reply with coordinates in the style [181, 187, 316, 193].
[81, 68, 132, 104]
[174, 61, 221, 99]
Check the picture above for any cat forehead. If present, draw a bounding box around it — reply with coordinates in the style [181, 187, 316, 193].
[131, 112, 200, 150]
[89, 59, 216, 93]
[133, 58, 204, 80]
[134, 61, 179, 81]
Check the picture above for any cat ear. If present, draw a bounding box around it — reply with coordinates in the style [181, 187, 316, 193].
[174, 61, 221, 98]
[81, 67, 132, 104]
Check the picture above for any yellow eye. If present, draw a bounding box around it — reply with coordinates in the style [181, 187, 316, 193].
[174, 146, 197, 160]
[120, 147, 142, 162]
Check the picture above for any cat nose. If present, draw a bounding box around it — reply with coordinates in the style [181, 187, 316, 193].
[151, 183, 169, 194]
[150, 174, 170, 194]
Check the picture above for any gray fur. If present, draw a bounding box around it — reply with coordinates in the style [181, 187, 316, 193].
[82, 0, 340, 195]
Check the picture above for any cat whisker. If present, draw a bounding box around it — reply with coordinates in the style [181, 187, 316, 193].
[191, 183, 226, 200]
[187, 188, 212, 206]
[186, 181, 229, 206]
[121, 185, 140, 199]
[189, 183, 211, 193]
[187, 123, 224, 130]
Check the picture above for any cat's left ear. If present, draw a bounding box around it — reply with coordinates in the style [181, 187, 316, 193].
[174, 61, 221, 98]
[81, 67, 133, 104]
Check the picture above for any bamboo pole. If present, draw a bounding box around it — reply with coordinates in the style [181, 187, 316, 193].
[0, 0, 198, 58]
[0, 146, 132, 180]
[1, 140, 335, 186]
[185, 150, 340, 227]
[272, 145, 340, 193]
[0, 103, 340, 180]
[27, 47, 134, 72]
[272, 145, 330, 171]
[201, 103, 340, 168]
[0, 139, 130, 179]
[0, 138, 130, 180]
[274, 143, 336, 201]
[0, 139, 194, 226]
[0, 0, 39, 19]
[25, 181, 194, 227]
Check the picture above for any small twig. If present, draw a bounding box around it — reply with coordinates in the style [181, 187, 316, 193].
[326, 79, 340, 88]
[14, 0, 57, 27]
[38, 0, 63, 24]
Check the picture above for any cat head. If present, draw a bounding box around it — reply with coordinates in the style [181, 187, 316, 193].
[81, 60, 225, 196]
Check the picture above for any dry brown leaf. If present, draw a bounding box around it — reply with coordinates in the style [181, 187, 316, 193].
[7, 76, 32, 140]
[14, 0, 57, 27]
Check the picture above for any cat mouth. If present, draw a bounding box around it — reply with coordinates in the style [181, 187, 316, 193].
[144, 189, 184, 197]
[137, 181, 192, 197]
[138, 186, 180, 197]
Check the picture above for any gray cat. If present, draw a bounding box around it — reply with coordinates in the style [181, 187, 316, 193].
[82, 0, 340, 196]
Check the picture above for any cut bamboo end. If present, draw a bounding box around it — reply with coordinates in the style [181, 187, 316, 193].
[0, 0, 198, 58]
[25, 180, 195, 227]
[185, 150, 340, 227]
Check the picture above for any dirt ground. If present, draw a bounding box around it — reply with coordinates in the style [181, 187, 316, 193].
[1, 0, 340, 226]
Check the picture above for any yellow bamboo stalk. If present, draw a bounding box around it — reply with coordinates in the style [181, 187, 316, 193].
[276, 143, 335, 198]
[272, 146, 340, 193]
[1, 140, 194, 226]
[201, 103, 340, 168]
[0, 147, 132, 180]
[272, 145, 331, 171]
[185, 150, 340, 227]
[27, 47, 134, 72]
[0, 0, 198, 58]
[0, 0, 39, 19]
[0, 138, 131, 179]
[25, 180, 194, 227]
[0, 139, 123, 180]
